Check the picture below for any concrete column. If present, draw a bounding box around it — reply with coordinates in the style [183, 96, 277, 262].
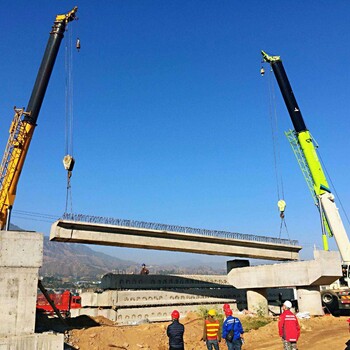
[246, 288, 268, 315]
[296, 287, 324, 315]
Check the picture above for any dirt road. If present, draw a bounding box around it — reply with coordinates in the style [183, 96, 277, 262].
[66, 313, 349, 350]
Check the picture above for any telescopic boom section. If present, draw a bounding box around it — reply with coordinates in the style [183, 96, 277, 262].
[0, 7, 77, 230]
[261, 51, 307, 133]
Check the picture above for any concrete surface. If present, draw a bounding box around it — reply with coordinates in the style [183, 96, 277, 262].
[0, 231, 43, 336]
[246, 289, 268, 315]
[80, 289, 238, 308]
[0, 231, 64, 350]
[50, 220, 301, 260]
[227, 250, 342, 315]
[297, 287, 323, 315]
[0, 333, 64, 350]
[227, 250, 342, 289]
[71, 303, 231, 324]
[100, 274, 231, 290]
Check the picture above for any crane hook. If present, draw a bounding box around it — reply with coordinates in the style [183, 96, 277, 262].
[260, 66, 265, 76]
[76, 38, 81, 52]
[278, 199, 286, 219]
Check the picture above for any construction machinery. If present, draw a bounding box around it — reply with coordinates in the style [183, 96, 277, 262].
[262, 50, 350, 314]
[37, 289, 81, 318]
[0, 7, 78, 230]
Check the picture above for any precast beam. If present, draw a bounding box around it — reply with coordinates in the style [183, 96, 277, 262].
[50, 220, 301, 261]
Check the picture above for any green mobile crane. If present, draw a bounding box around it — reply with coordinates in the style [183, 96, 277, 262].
[262, 51, 350, 314]
[0, 7, 77, 230]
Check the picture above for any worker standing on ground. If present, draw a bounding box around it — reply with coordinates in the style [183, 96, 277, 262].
[278, 300, 300, 350]
[202, 309, 221, 350]
[222, 309, 244, 350]
[167, 310, 185, 350]
[140, 263, 149, 275]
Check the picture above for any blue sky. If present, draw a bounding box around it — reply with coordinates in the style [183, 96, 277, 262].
[1, 1, 349, 266]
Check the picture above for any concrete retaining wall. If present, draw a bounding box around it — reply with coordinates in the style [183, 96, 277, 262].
[0, 231, 43, 336]
[0, 333, 64, 350]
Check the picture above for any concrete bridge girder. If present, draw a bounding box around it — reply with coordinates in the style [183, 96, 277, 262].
[50, 220, 301, 261]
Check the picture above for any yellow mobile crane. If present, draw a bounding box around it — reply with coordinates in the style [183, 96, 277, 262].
[0, 7, 77, 230]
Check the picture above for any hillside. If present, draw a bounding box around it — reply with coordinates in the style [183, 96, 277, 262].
[41, 236, 136, 279]
[40, 236, 226, 279]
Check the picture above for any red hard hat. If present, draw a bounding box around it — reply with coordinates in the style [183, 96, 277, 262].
[171, 310, 180, 319]
[223, 303, 230, 310]
[225, 308, 233, 316]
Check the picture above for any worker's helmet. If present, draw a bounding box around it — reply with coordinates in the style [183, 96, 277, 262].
[171, 310, 180, 319]
[142, 263, 146, 267]
[223, 303, 230, 311]
[208, 309, 216, 316]
[224, 308, 233, 316]
[283, 300, 292, 309]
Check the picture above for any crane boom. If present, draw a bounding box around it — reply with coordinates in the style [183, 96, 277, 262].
[261, 50, 350, 265]
[0, 7, 77, 230]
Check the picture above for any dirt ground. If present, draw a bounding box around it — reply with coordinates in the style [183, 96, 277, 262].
[64, 313, 350, 350]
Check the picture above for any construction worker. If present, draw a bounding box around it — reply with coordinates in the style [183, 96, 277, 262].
[167, 310, 185, 350]
[278, 300, 300, 350]
[222, 309, 244, 350]
[140, 263, 149, 275]
[202, 309, 221, 350]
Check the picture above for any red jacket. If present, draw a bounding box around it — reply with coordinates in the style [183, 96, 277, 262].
[278, 310, 300, 342]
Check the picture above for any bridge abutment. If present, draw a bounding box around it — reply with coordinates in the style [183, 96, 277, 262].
[0, 231, 64, 349]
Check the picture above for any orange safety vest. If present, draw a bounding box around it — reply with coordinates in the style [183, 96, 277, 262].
[205, 319, 220, 340]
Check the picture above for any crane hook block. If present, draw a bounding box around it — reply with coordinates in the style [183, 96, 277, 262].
[76, 38, 81, 52]
[277, 199, 286, 219]
[63, 155, 75, 172]
[260, 67, 265, 76]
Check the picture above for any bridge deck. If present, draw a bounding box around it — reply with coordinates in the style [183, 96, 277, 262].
[50, 214, 301, 261]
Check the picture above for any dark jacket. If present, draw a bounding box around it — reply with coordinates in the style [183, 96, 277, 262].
[167, 320, 185, 348]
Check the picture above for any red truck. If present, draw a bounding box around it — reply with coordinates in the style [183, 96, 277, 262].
[36, 290, 81, 317]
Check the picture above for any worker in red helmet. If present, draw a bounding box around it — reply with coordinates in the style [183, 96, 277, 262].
[167, 310, 185, 350]
[223, 304, 230, 312]
[222, 309, 244, 350]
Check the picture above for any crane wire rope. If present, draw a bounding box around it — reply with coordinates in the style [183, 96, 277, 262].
[265, 67, 289, 239]
[64, 25, 74, 214]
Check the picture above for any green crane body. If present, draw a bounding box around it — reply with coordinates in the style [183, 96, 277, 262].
[261, 50, 331, 250]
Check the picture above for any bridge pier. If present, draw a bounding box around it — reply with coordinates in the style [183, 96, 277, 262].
[228, 250, 342, 316]
[296, 287, 323, 315]
[246, 288, 268, 315]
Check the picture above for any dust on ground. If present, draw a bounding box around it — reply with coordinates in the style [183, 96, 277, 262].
[60, 312, 349, 350]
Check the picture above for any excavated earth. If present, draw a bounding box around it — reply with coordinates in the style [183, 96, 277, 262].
[56, 312, 350, 350]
